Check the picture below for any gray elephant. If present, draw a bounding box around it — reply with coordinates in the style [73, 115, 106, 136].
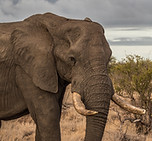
[0, 13, 145, 141]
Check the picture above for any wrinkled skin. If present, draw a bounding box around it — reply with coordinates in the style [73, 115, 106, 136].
[0, 13, 114, 141]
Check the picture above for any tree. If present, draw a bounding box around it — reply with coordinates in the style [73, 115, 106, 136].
[109, 55, 152, 134]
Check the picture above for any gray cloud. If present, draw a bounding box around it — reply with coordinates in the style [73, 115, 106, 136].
[109, 37, 152, 46]
[0, 0, 152, 27]
[102, 0, 152, 27]
[46, 0, 58, 4]
[12, 0, 20, 5]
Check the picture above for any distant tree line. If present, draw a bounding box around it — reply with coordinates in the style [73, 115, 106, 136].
[109, 55, 152, 135]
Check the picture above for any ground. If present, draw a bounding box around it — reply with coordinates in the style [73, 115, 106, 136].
[0, 86, 152, 141]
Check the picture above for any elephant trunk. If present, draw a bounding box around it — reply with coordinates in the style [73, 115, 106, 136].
[83, 74, 113, 141]
[71, 56, 114, 141]
[72, 73, 146, 141]
[85, 111, 109, 141]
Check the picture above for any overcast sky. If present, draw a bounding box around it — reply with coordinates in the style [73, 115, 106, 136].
[0, 0, 152, 60]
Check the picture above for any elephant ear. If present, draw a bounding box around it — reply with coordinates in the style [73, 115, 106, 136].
[11, 24, 58, 93]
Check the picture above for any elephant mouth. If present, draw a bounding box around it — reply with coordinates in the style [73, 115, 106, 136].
[72, 92, 146, 116]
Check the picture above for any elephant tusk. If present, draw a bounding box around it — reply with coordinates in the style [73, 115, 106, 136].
[72, 92, 98, 116]
[112, 93, 146, 115]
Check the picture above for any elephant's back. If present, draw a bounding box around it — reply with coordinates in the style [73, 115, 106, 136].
[0, 21, 22, 32]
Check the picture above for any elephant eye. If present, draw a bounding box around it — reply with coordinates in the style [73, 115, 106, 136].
[69, 57, 76, 66]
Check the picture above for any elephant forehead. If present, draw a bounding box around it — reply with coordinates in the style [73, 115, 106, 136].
[61, 20, 104, 34]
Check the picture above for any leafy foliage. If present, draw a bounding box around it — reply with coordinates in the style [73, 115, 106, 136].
[109, 55, 152, 134]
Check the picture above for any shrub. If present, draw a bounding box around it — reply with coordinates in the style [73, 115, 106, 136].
[109, 55, 152, 134]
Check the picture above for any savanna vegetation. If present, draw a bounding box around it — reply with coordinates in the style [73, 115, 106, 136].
[1, 55, 152, 141]
[109, 55, 152, 137]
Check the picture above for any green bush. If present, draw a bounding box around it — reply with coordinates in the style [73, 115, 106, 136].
[109, 55, 152, 134]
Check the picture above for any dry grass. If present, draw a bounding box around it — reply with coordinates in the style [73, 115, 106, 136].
[61, 107, 85, 141]
[1, 87, 152, 141]
[0, 106, 85, 141]
[1, 102, 152, 141]
[0, 115, 35, 141]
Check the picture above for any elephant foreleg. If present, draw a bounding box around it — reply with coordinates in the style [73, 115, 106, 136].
[33, 100, 61, 141]
[16, 67, 61, 141]
[29, 96, 61, 141]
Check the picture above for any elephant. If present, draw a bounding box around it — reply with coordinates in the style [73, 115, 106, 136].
[0, 12, 146, 141]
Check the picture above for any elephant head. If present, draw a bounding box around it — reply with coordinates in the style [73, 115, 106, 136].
[54, 17, 114, 141]
[11, 13, 145, 141]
